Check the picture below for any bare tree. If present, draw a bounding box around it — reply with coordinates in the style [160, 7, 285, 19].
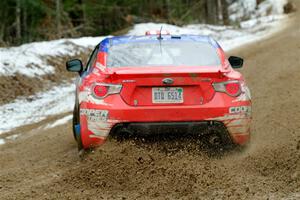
[0, 2, 6, 44]
[56, 0, 61, 37]
[22, 0, 28, 42]
[221, 0, 229, 25]
[81, 0, 88, 34]
[205, 0, 218, 24]
[16, 0, 21, 43]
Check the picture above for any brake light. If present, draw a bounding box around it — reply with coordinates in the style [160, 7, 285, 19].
[213, 80, 242, 97]
[92, 83, 122, 99]
[93, 85, 108, 98]
[225, 82, 240, 96]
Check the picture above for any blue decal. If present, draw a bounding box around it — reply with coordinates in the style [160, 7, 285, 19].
[99, 38, 110, 52]
[75, 124, 81, 137]
[98, 34, 219, 53]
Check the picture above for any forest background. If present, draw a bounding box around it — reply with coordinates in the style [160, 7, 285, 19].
[0, 0, 276, 46]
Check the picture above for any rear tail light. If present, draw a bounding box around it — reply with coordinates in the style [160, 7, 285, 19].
[213, 80, 242, 97]
[93, 85, 108, 98]
[92, 83, 122, 99]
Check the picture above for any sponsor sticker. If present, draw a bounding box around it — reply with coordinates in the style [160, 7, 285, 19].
[80, 109, 109, 122]
[229, 106, 251, 115]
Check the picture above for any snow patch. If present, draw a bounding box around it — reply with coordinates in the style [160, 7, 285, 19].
[259, 0, 288, 15]
[0, 134, 20, 146]
[0, 83, 75, 134]
[128, 16, 285, 51]
[0, 37, 104, 77]
[229, 0, 287, 22]
[44, 115, 73, 129]
[6, 134, 20, 140]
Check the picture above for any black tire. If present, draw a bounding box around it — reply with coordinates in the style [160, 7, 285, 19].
[72, 103, 84, 151]
[72, 105, 79, 141]
[76, 129, 84, 151]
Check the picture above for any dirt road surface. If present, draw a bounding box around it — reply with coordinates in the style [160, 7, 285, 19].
[1, 4, 300, 200]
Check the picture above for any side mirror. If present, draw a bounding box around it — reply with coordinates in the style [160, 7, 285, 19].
[228, 56, 244, 69]
[66, 59, 83, 73]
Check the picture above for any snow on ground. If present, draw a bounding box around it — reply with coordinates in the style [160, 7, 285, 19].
[229, 0, 287, 22]
[0, 37, 104, 77]
[0, 2, 288, 134]
[0, 138, 5, 145]
[44, 115, 73, 130]
[128, 15, 285, 51]
[0, 134, 19, 146]
[0, 83, 75, 134]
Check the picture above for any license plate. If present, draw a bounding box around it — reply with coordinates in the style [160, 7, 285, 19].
[152, 87, 183, 103]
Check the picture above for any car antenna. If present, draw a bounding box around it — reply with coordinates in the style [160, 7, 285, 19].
[157, 26, 163, 40]
[157, 26, 163, 55]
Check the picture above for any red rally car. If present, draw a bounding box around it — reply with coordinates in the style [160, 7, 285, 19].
[66, 32, 252, 151]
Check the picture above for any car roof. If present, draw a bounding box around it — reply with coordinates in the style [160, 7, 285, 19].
[98, 35, 221, 53]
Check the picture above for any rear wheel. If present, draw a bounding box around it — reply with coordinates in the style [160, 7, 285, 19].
[72, 105, 79, 141]
[202, 123, 234, 153]
[76, 129, 84, 151]
[72, 103, 84, 151]
[72, 106, 79, 141]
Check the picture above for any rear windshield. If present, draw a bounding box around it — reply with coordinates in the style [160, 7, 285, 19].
[106, 41, 221, 68]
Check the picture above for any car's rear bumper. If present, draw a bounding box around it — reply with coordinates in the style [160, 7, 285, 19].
[79, 93, 251, 149]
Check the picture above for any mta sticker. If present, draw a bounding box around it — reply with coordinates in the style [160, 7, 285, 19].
[229, 106, 251, 114]
[80, 109, 109, 122]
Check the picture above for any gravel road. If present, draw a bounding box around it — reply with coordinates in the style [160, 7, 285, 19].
[0, 3, 299, 199]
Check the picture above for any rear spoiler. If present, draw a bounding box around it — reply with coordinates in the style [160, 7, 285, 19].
[102, 66, 230, 79]
[103, 66, 229, 75]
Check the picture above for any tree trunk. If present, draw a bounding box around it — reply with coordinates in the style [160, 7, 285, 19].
[56, 0, 61, 37]
[0, 24, 4, 45]
[0, 1, 6, 44]
[205, 0, 218, 24]
[221, 0, 229, 25]
[16, 0, 21, 44]
[166, 0, 171, 22]
[81, 0, 87, 34]
[22, 0, 28, 43]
